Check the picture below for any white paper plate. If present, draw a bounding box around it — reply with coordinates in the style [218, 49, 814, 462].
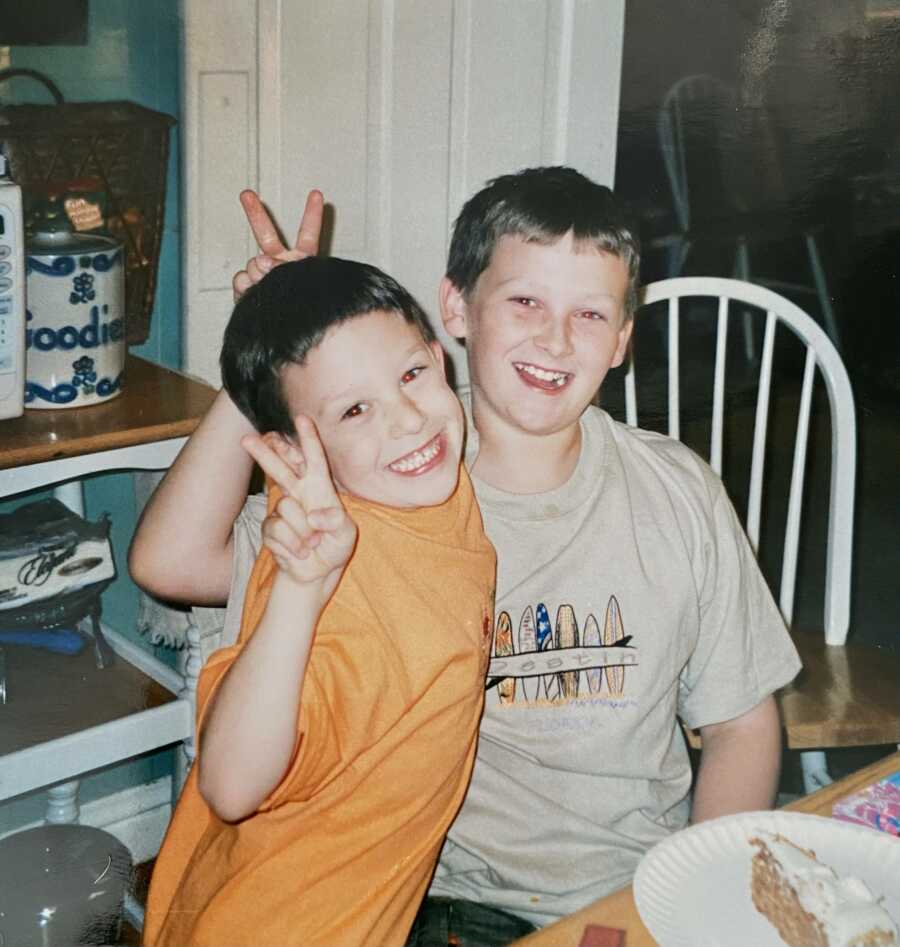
[633, 811, 900, 947]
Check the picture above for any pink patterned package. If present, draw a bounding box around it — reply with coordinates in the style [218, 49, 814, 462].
[832, 770, 900, 835]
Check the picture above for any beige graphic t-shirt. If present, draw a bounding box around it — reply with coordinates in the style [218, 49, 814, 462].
[429, 401, 802, 927]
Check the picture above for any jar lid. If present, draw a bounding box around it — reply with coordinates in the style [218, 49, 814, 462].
[27, 229, 120, 255]
[26, 195, 118, 255]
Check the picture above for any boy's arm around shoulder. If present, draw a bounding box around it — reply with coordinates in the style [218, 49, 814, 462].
[128, 388, 257, 605]
[690, 694, 782, 822]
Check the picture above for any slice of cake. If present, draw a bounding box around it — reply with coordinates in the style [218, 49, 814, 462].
[749, 831, 898, 947]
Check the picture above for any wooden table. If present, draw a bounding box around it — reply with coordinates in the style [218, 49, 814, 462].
[512, 751, 900, 947]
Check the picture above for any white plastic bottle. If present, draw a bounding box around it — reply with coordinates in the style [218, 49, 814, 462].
[0, 153, 25, 420]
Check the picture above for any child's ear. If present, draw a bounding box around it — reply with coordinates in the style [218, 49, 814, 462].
[439, 277, 469, 340]
[611, 318, 635, 369]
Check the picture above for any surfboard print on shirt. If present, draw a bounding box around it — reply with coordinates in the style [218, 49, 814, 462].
[602, 595, 626, 697]
[485, 597, 637, 707]
[555, 604, 579, 699]
[517, 605, 539, 701]
[536, 602, 558, 701]
[494, 610, 516, 704]
[581, 613, 603, 694]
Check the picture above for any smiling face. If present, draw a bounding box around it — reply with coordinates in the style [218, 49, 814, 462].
[281, 310, 464, 509]
[441, 231, 633, 442]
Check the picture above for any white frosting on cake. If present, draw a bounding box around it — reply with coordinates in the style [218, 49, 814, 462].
[759, 832, 898, 946]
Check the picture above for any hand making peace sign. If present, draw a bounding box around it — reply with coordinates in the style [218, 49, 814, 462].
[240, 416, 358, 602]
[232, 188, 325, 300]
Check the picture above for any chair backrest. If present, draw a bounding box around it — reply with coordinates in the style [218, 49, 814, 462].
[658, 74, 738, 232]
[659, 74, 791, 231]
[627, 277, 855, 646]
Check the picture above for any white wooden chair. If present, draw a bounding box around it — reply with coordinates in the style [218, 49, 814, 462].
[657, 74, 841, 353]
[628, 276, 900, 794]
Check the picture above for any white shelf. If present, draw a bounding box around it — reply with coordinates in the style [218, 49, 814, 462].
[0, 359, 215, 827]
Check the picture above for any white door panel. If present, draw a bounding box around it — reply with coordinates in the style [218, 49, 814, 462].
[182, 0, 624, 387]
[182, 0, 259, 386]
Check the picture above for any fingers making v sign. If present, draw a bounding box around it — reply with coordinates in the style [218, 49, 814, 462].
[241, 416, 357, 601]
[232, 189, 325, 299]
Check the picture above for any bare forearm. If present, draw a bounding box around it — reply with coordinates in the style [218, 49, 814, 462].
[129, 389, 256, 604]
[198, 415, 353, 823]
[690, 695, 782, 823]
[198, 572, 323, 821]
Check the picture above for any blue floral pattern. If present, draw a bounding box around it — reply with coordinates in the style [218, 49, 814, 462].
[72, 356, 97, 393]
[24, 369, 123, 405]
[69, 273, 96, 305]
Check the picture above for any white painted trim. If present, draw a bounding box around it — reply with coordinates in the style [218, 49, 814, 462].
[545, 0, 574, 164]
[371, 0, 394, 273]
[447, 0, 474, 223]
[0, 437, 188, 500]
[0, 700, 191, 802]
[101, 622, 184, 694]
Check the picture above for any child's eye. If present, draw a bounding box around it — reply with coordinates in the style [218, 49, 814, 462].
[401, 366, 426, 384]
[342, 402, 367, 420]
[511, 297, 538, 308]
[578, 310, 606, 321]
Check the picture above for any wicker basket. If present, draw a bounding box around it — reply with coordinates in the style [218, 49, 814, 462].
[0, 70, 176, 345]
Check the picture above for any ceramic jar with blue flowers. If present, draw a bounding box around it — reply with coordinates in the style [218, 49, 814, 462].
[25, 202, 125, 409]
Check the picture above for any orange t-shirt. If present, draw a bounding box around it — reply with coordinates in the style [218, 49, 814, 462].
[143, 468, 495, 947]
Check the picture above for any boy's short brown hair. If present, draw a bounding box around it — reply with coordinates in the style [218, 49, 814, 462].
[446, 166, 641, 320]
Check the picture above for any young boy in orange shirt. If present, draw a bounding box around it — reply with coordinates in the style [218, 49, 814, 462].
[136, 257, 495, 947]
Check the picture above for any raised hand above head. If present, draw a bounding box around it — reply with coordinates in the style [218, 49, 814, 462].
[232, 188, 325, 299]
[240, 416, 357, 601]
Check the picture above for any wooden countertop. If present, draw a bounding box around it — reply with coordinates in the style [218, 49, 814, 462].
[0, 355, 217, 470]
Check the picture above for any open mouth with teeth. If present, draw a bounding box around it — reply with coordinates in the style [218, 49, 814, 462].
[514, 362, 572, 391]
[387, 432, 446, 476]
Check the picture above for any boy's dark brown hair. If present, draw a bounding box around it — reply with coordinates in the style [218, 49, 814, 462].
[221, 256, 436, 436]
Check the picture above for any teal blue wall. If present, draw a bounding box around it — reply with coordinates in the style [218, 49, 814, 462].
[0, 0, 182, 832]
